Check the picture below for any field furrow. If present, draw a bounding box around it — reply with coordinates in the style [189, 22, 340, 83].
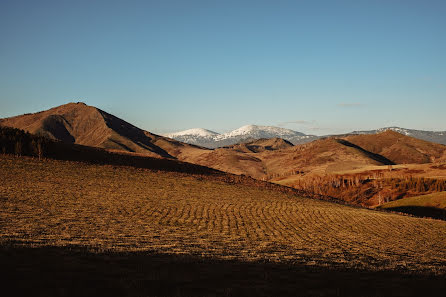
[1, 156, 446, 273]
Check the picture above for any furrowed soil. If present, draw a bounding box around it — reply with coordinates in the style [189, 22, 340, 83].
[1, 155, 446, 296]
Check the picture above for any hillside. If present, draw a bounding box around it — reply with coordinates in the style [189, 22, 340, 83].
[351, 127, 446, 145]
[1, 155, 446, 296]
[256, 137, 394, 178]
[222, 137, 293, 153]
[379, 192, 446, 220]
[342, 131, 446, 164]
[2, 103, 445, 193]
[0, 102, 209, 159]
[0, 126, 221, 175]
[172, 137, 395, 180]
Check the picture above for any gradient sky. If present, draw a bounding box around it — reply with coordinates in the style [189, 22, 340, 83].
[1, 0, 445, 135]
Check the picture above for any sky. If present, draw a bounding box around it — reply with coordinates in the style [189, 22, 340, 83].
[0, 0, 445, 135]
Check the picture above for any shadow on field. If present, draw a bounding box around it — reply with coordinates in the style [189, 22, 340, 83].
[2, 245, 445, 297]
[386, 206, 446, 221]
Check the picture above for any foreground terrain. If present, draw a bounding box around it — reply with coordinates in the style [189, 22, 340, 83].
[1, 155, 446, 296]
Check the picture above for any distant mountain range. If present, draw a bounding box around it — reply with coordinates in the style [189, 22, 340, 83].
[166, 126, 446, 148]
[165, 125, 319, 148]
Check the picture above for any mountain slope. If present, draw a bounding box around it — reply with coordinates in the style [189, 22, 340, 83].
[379, 191, 446, 220]
[257, 137, 394, 179]
[223, 138, 294, 153]
[0, 102, 209, 159]
[351, 127, 446, 145]
[165, 128, 220, 147]
[342, 130, 446, 164]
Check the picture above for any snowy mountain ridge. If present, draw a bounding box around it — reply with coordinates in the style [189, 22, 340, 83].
[165, 124, 316, 148]
[166, 128, 219, 138]
[165, 125, 446, 148]
[215, 125, 304, 140]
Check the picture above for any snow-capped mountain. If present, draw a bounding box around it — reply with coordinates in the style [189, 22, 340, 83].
[350, 127, 446, 145]
[216, 125, 303, 140]
[165, 125, 317, 148]
[164, 128, 220, 147]
[167, 128, 219, 138]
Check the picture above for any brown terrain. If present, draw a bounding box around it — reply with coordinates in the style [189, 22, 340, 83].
[223, 137, 294, 153]
[2, 102, 446, 211]
[2, 155, 446, 296]
[2, 103, 446, 296]
[0, 102, 209, 159]
[341, 131, 446, 164]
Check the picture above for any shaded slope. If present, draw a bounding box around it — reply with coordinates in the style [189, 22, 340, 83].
[343, 131, 446, 164]
[223, 137, 294, 153]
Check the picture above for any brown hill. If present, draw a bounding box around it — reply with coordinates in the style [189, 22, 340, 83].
[257, 137, 394, 178]
[0, 125, 221, 175]
[4, 103, 444, 184]
[342, 130, 446, 164]
[0, 102, 208, 159]
[182, 148, 266, 179]
[165, 136, 397, 180]
[222, 137, 293, 153]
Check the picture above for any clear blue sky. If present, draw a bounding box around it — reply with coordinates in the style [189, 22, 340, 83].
[1, 0, 445, 135]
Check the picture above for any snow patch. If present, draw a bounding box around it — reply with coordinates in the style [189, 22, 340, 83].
[165, 128, 219, 138]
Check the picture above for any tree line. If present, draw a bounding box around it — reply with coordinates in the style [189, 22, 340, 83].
[0, 126, 47, 159]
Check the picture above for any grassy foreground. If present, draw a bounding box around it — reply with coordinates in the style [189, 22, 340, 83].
[1, 155, 446, 296]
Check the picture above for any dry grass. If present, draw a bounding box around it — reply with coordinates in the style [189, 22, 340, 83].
[1, 155, 446, 275]
[380, 192, 446, 209]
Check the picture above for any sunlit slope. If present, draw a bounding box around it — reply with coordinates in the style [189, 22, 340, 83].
[343, 131, 446, 164]
[0, 102, 209, 159]
[379, 192, 446, 220]
[381, 192, 446, 209]
[1, 156, 446, 273]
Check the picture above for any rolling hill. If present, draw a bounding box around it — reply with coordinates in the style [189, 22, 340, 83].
[2, 103, 445, 187]
[351, 127, 446, 145]
[222, 137, 294, 153]
[379, 191, 446, 220]
[173, 137, 396, 180]
[342, 130, 446, 164]
[1, 154, 446, 296]
[257, 137, 394, 178]
[0, 102, 209, 159]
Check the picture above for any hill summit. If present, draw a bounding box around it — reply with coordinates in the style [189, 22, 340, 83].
[0, 102, 206, 159]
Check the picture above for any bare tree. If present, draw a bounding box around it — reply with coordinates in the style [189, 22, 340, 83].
[36, 139, 43, 160]
[15, 141, 21, 157]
